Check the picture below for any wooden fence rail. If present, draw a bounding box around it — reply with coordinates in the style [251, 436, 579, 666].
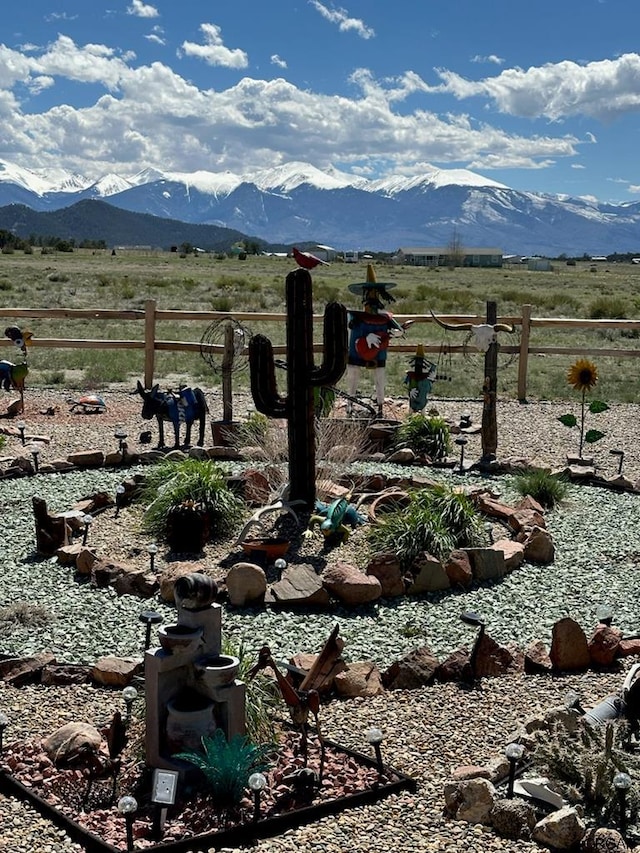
[2, 300, 640, 400]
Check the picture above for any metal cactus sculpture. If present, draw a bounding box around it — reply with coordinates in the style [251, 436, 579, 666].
[249, 268, 347, 509]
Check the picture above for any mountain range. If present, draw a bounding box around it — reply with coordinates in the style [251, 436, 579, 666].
[0, 158, 639, 256]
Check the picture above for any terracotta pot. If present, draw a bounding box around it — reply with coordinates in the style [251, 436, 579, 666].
[241, 537, 289, 560]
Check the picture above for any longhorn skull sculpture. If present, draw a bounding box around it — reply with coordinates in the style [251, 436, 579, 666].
[430, 311, 514, 353]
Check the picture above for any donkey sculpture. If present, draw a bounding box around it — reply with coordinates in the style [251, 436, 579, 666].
[136, 381, 208, 448]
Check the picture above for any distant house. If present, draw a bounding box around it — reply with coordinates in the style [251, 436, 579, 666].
[395, 247, 503, 268]
[527, 257, 551, 271]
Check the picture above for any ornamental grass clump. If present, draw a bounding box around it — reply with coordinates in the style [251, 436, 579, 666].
[367, 483, 485, 568]
[139, 458, 244, 543]
[395, 410, 451, 460]
[558, 359, 608, 457]
[514, 469, 568, 509]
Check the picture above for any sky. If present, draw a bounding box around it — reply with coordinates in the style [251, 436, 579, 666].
[2, 0, 640, 201]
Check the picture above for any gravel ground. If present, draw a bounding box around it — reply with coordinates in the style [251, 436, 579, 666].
[1, 386, 640, 852]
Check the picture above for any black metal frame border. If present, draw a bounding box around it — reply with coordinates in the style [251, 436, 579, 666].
[0, 739, 417, 852]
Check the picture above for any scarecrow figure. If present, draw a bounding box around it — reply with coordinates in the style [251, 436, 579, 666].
[346, 264, 410, 418]
[1, 325, 32, 414]
[404, 344, 437, 412]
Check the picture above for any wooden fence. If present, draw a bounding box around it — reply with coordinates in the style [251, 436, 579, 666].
[3, 300, 640, 400]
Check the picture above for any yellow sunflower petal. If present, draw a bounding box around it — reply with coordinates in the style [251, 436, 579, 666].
[567, 359, 598, 392]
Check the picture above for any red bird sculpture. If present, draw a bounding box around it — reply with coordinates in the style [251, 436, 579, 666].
[292, 247, 329, 269]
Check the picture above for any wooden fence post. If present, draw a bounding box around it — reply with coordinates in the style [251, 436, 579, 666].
[517, 304, 532, 402]
[144, 299, 157, 388]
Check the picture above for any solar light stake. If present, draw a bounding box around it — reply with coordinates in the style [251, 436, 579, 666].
[122, 686, 138, 726]
[613, 771, 632, 834]
[114, 426, 128, 456]
[31, 446, 40, 473]
[139, 610, 163, 650]
[82, 514, 93, 545]
[505, 742, 525, 798]
[455, 436, 468, 471]
[115, 484, 126, 518]
[17, 420, 26, 445]
[147, 543, 158, 572]
[0, 711, 8, 752]
[274, 558, 287, 580]
[248, 771, 267, 822]
[366, 726, 384, 775]
[117, 796, 137, 852]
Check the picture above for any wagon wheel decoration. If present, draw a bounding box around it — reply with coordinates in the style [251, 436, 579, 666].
[200, 318, 252, 423]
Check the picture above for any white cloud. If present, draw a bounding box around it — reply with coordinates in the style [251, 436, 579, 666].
[471, 55, 504, 65]
[435, 53, 640, 121]
[127, 0, 159, 18]
[145, 34, 166, 46]
[628, 185, 640, 193]
[271, 54, 287, 69]
[0, 38, 581, 180]
[571, 163, 586, 169]
[179, 23, 248, 68]
[309, 1, 375, 39]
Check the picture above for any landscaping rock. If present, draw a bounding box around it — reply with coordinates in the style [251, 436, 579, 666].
[0, 653, 56, 685]
[524, 639, 553, 673]
[550, 617, 591, 671]
[444, 777, 497, 825]
[491, 539, 525, 571]
[382, 645, 439, 689]
[532, 805, 585, 849]
[365, 552, 406, 597]
[407, 552, 450, 593]
[334, 661, 385, 697]
[581, 827, 629, 853]
[323, 561, 382, 605]
[467, 547, 506, 581]
[491, 797, 537, 840]
[67, 450, 105, 468]
[91, 656, 141, 687]
[268, 563, 330, 607]
[444, 549, 473, 586]
[473, 634, 524, 678]
[588, 624, 622, 667]
[508, 507, 546, 533]
[436, 648, 472, 682]
[56, 543, 84, 566]
[225, 561, 267, 606]
[520, 525, 555, 563]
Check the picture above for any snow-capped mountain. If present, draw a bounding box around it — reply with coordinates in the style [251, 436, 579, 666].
[0, 158, 638, 255]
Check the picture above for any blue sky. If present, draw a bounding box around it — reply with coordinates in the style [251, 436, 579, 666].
[2, 0, 640, 201]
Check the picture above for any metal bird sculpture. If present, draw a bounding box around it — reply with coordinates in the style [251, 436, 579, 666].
[292, 247, 329, 269]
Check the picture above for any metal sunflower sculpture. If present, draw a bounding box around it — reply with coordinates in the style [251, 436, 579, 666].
[558, 359, 609, 458]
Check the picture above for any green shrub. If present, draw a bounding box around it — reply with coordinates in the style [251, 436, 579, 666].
[139, 458, 244, 542]
[395, 411, 451, 460]
[367, 483, 485, 567]
[589, 296, 628, 319]
[514, 469, 568, 508]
